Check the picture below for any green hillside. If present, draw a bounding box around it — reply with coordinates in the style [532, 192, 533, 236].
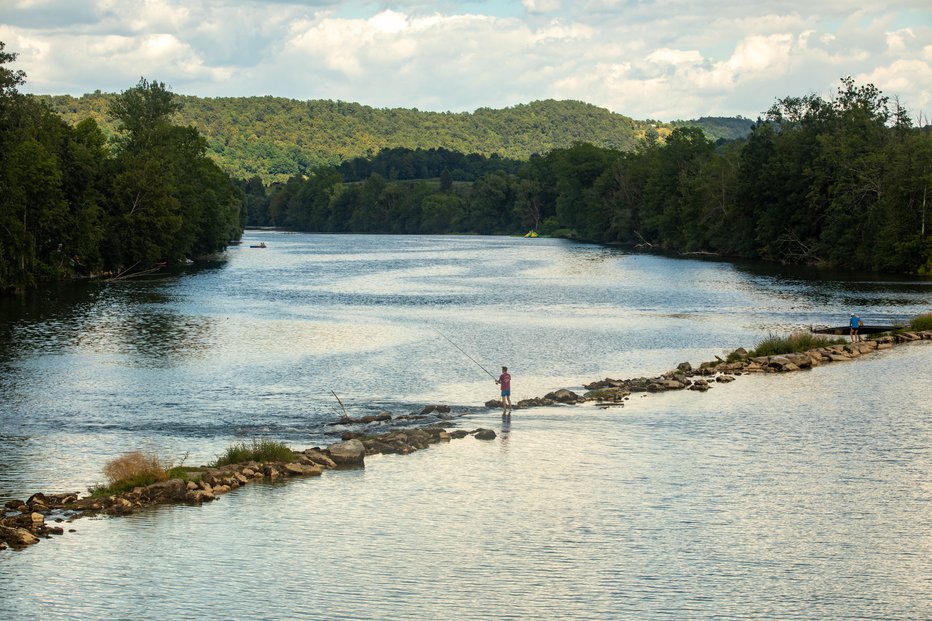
[37, 93, 750, 182]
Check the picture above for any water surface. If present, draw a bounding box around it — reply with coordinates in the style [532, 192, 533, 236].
[1, 233, 930, 619]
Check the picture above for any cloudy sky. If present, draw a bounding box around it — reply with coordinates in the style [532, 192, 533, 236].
[1, 0, 930, 121]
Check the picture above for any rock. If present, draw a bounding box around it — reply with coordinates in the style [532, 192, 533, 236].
[303, 449, 337, 469]
[676, 361, 693, 372]
[474, 428, 497, 440]
[715, 375, 736, 383]
[688, 379, 711, 391]
[585, 387, 629, 402]
[26, 493, 49, 510]
[141, 479, 188, 503]
[284, 463, 323, 477]
[543, 389, 580, 403]
[485, 399, 503, 408]
[448, 430, 470, 439]
[0, 525, 40, 547]
[420, 404, 451, 415]
[516, 397, 554, 408]
[327, 439, 367, 467]
[5, 499, 27, 512]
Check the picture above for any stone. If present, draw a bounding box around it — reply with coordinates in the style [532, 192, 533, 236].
[284, 463, 322, 477]
[142, 479, 188, 503]
[27, 493, 49, 510]
[0, 525, 40, 547]
[327, 439, 367, 467]
[449, 430, 470, 439]
[676, 362, 693, 372]
[420, 404, 450, 415]
[715, 375, 736, 383]
[544, 388, 580, 403]
[5, 499, 27, 512]
[474, 428, 497, 440]
[303, 449, 337, 469]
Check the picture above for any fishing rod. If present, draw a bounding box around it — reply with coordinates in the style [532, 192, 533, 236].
[432, 327, 497, 380]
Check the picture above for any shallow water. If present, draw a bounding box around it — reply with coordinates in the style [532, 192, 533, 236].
[1, 233, 930, 619]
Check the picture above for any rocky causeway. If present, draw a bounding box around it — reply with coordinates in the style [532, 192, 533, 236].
[3, 329, 930, 551]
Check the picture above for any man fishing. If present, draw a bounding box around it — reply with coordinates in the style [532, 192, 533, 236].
[496, 366, 512, 416]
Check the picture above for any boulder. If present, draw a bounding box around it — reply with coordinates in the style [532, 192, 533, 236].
[141, 479, 188, 503]
[448, 430, 470, 439]
[420, 404, 451, 415]
[474, 428, 497, 440]
[303, 449, 337, 469]
[544, 388, 580, 403]
[715, 375, 736, 383]
[676, 362, 693, 372]
[327, 439, 367, 467]
[26, 493, 49, 510]
[0, 525, 40, 547]
[516, 397, 554, 408]
[5, 499, 27, 512]
[284, 462, 323, 477]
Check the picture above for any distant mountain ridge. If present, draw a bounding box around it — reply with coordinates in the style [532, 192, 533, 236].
[37, 93, 753, 182]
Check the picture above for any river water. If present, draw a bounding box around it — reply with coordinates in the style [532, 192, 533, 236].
[1, 233, 930, 619]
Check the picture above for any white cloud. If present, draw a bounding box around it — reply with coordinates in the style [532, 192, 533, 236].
[646, 48, 704, 67]
[523, 0, 562, 13]
[3, 1, 930, 121]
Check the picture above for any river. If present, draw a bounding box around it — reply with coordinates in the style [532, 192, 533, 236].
[1, 232, 930, 619]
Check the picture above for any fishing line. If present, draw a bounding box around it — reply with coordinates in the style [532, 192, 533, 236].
[431, 326, 497, 380]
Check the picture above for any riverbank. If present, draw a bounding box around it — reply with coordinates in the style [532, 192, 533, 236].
[3, 329, 930, 552]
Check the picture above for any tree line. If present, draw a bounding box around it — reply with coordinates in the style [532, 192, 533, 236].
[0, 43, 244, 292]
[39, 92, 752, 184]
[244, 77, 930, 274]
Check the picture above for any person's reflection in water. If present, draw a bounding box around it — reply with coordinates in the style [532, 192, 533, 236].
[500, 410, 511, 452]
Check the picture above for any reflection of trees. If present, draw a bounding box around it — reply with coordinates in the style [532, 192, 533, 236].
[0, 277, 217, 369]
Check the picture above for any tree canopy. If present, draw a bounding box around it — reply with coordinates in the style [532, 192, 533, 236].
[0, 48, 244, 292]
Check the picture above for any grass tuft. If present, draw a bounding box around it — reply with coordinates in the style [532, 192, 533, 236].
[749, 331, 846, 358]
[89, 451, 169, 497]
[211, 439, 295, 468]
[909, 312, 932, 331]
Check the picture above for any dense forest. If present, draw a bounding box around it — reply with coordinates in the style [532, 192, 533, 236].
[0, 43, 244, 292]
[39, 92, 751, 183]
[3, 36, 930, 287]
[242, 78, 930, 274]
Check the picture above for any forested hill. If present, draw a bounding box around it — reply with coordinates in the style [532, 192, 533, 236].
[37, 94, 749, 182]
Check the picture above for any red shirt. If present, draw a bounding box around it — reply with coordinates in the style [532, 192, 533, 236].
[499, 372, 511, 390]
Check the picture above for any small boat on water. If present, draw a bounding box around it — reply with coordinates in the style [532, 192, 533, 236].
[810, 325, 898, 336]
[249, 242, 267, 249]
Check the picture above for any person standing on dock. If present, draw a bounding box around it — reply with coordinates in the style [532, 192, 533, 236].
[849, 313, 862, 342]
[496, 366, 512, 416]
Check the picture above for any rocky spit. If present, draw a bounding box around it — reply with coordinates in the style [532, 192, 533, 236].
[3, 330, 930, 551]
[0, 424, 502, 551]
[485, 331, 932, 410]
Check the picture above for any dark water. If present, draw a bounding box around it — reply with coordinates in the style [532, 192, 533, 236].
[1, 233, 930, 619]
